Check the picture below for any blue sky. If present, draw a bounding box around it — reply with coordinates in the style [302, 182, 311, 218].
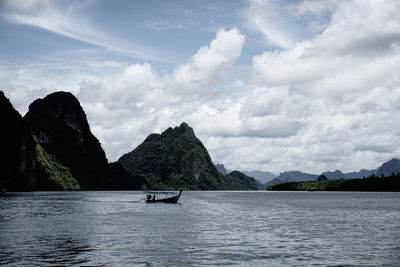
[1, 0, 400, 174]
[1, 1, 246, 65]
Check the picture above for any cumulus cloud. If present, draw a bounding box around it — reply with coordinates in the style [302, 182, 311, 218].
[244, 0, 400, 173]
[165, 28, 245, 97]
[252, 0, 400, 97]
[75, 28, 248, 160]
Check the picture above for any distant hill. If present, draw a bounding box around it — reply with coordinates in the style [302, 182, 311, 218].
[215, 164, 265, 190]
[376, 158, 400, 176]
[243, 170, 277, 184]
[267, 173, 400, 192]
[321, 169, 375, 180]
[219, 171, 258, 190]
[266, 158, 400, 186]
[321, 159, 400, 180]
[215, 165, 276, 185]
[267, 171, 318, 186]
[118, 123, 257, 190]
[320, 170, 345, 180]
[215, 164, 228, 175]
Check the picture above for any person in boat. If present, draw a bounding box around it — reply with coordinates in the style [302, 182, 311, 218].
[152, 194, 156, 201]
[146, 194, 152, 201]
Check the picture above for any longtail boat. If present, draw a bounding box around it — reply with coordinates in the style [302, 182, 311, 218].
[146, 190, 182, 204]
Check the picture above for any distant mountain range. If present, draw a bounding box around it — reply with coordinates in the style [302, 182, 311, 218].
[266, 171, 318, 186]
[216, 160, 400, 187]
[266, 158, 400, 186]
[268, 174, 400, 192]
[215, 164, 277, 185]
[242, 170, 277, 184]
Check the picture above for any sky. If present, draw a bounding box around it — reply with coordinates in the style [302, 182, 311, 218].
[1, 0, 399, 175]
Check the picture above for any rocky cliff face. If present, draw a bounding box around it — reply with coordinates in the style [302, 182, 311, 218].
[118, 123, 223, 190]
[24, 91, 146, 190]
[0, 91, 80, 191]
[24, 91, 110, 188]
[118, 123, 257, 190]
[0, 91, 37, 190]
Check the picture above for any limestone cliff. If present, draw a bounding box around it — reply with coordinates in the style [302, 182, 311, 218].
[24, 91, 146, 189]
[118, 123, 257, 190]
[0, 91, 37, 190]
[0, 91, 80, 191]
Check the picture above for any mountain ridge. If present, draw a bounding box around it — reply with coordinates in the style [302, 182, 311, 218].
[243, 170, 277, 184]
[24, 91, 146, 190]
[0, 91, 80, 191]
[24, 91, 110, 188]
[215, 164, 277, 185]
[266, 159, 400, 186]
[118, 123, 257, 190]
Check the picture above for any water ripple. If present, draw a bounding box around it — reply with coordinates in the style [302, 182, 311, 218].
[0, 191, 399, 266]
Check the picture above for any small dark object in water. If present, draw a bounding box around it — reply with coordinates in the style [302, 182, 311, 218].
[146, 190, 182, 203]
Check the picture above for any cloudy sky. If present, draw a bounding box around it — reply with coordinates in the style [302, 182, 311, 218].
[1, 0, 399, 174]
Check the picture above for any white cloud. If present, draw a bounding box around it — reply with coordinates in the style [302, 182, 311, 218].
[243, 0, 326, 49]
[245, 0, 400, 173]
[251, 0, 400, 99]
[165, 28, 245, 97]
[74, 28, 248, 160]
[244, 0, 296, 48]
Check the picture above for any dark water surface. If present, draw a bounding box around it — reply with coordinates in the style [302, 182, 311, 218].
[0, 191, 399, 266]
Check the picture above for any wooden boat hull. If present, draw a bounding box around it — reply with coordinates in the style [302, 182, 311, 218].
[146, 190, 182, 204]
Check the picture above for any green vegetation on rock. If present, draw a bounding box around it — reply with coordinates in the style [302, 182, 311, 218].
[34, 137, 80, 190]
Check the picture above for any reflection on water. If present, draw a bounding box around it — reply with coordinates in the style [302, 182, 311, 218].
[0, 191, 399, 266]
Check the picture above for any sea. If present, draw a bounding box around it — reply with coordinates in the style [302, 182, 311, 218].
[0, 191, 399, 266]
